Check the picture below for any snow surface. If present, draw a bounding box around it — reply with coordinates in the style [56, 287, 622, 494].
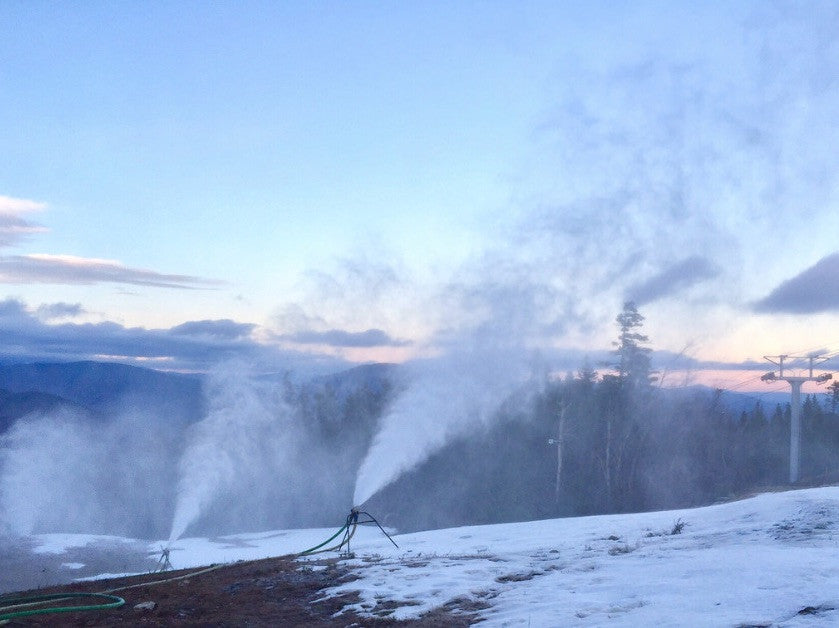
[32, 533, 138, 555]
[60, 562, 85, 570]
[25, 487, 839, 626]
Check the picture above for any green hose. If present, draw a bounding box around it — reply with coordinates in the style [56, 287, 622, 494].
[0, 592, 125, 621]
[298, 522, 349, 555]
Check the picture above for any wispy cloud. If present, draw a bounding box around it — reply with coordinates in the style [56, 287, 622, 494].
[0, 195, 47, 213]
[272, 251, 422, 355]
[753, 253, 839, 314]
[627, 256, 721, 306]
[0, 254, 224, 290]
[0, 195, 223, 289]
[0, 195, 48, 247]
[282, 328, 411, 348]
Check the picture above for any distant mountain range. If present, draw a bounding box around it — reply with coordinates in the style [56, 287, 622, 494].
[0, 359, 820, 436]
[666, 384, 833, 415]
[0, 361, 203, 429]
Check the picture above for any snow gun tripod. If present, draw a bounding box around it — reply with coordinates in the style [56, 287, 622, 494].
[299, 508, 399, 556]
[155, 547, 173, 572]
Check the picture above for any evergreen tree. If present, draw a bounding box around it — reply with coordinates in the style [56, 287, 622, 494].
[613, 301, 654, 388]
[826, 380, 839, 414]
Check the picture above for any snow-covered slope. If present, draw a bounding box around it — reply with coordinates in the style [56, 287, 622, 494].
[329, 487, 839, 626]
[20, 486, 839, 626]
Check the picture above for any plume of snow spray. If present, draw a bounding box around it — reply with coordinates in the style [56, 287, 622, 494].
[353, 346, 536, 506]
[168, 365, 300, 544]
[0, 407, 178, 537]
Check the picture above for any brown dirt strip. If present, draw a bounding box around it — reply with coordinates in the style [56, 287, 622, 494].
[1, 554, 478, 626]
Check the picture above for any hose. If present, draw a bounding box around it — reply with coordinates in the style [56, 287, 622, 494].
[0, 592, 124, 621]
[0, 559, 224, 624]
[104, 563, 225, 594]
[298, 509, 397, 556]
[298, 517, 357, 556]
[298, 522, 349, 555]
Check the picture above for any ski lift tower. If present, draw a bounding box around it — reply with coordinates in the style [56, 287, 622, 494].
[761, 354, 832, 483]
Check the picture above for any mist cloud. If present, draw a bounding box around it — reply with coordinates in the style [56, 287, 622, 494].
[753, 253, 839, 314]
[502, 5, 839, 337]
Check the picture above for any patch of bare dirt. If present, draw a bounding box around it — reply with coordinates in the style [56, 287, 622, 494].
[1, 555, 478, 626]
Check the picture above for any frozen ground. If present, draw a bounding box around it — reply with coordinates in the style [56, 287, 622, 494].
[4, 486, 839, 626]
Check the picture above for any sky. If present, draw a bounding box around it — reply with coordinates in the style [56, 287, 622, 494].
[1, 1, 839, 386]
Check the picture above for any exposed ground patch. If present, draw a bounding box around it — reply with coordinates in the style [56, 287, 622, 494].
[1, 555, 478, 626]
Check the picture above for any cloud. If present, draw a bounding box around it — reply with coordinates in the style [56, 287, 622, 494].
[627, 256, 721, 305]
[273, 304, 328, 334]
[0, 195, 48, 248]
[171, 319, 256, 339]
[282, 328, 411, 348]
[753, 253, 839, 314]
[0, 299, 30, 319]
[0, 195, 47, 213]
[0, 298, 346, 374]
[272, 252, 424, 354]
[0, 254, 223, 290]
[36, 302, 85, 320]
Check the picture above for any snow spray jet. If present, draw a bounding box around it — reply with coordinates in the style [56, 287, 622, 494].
[168, 364, 300, 544]
[353, 345, 537, 507]
[0, 408, 98, 536]
[0, 407, 178, 538]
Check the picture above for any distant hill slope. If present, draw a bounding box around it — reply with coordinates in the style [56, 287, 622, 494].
[308, 362, 396, 396]
[0, 361, 203, 422]
[0, 388, 90, 434]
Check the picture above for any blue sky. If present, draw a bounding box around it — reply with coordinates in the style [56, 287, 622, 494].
[2, 1, 839, 385]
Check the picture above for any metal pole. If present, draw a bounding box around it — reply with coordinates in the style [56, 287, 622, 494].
[555, 405, 565, 505]
[547, 403, 566, 508]
[789, 379, 802, 483]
